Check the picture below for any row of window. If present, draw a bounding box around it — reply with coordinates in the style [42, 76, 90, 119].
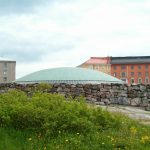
[88, 65, 110, 70]
[1, 63, 8, 82]
[121, 77, 149, 84]
[113, 72, 149, 77]
[113, 65, 149, 70]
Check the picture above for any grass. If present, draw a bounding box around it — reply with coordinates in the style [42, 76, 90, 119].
[1, 125, 150, 150]
[0, 89, 150, 150]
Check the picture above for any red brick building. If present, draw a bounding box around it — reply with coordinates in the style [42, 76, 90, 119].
[111, 56, 150, 84]
[78, 56, 150, 85]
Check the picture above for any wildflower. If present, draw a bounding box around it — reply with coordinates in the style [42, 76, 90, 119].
[28, 138, 32, 141]
[141, 135, 149, 143]
[65, 139, 69, 142]
[59, 131, 61, 134]
[130, 126, 137, 134]
[111, 138, 114, 141]
[38, 133, 41, 138]
[102, 142, 105, 145]
[77, 133, 80, 135]
[44, 147, 47, 150]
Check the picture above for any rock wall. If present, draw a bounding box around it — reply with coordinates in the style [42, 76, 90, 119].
[0, 83, 150, 108]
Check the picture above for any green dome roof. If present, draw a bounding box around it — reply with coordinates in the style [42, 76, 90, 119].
[15, 67, 123, 84]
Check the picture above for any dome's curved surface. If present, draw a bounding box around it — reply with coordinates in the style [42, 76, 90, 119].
[15, 67, 123, 84]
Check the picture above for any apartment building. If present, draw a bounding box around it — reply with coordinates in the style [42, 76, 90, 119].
[111, 56, 150, 84]
[0, 58, 16, 83]
[78, 57, 111, 75]
[78, 56, 150, 84]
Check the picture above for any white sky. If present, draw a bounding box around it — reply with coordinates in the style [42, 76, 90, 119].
[0, 0, 150, 78]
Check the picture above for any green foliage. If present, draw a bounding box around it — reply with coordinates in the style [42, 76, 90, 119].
[0, 90, 150, 149]
[36, 83, 52, 92]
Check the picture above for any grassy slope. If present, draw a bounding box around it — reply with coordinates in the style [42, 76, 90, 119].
[0, 90, 150, 150]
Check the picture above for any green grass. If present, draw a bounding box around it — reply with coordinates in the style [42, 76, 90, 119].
[0, 89, 150, 150]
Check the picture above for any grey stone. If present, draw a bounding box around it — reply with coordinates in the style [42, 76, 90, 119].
[130, 98, 141, 106]
[118, 97, 129, 105]
[57, 87, 63, 92]
[140, 99, 149, 107]
[101, 99, 110, 105]
[91, 98, 97, 102]
[92, 85, 98, 90]
[140, 85, 146, 91]
[95, 102, 105, 105]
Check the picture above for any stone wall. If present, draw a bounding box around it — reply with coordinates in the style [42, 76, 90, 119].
[0, 83, 150, 109]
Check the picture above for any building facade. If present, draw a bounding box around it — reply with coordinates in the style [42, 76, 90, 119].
[78, 57, 111, 75]
[111, 56, 150, 85]
[0, 59, 16, 83]
[78, 56, 150, 85]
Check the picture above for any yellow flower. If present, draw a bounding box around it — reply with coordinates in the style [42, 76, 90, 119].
[130, 126, 137, 134]
[38, 133, 41, 138]
[141, 135, 149, 143]
[111, 138, 114, 141]
[65, 139, 69, 142]
[44, 147, 47, 150]
[28, 138, 32, 141]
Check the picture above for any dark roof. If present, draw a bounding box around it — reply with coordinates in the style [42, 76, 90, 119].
[111, 56, 150, 64]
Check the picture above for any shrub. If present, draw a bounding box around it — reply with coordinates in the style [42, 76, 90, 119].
[0, 90, 141, 136]
[36, 83, 52, 92]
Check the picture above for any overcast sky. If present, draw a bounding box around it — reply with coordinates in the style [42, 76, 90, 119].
[0, 0, 150, 78]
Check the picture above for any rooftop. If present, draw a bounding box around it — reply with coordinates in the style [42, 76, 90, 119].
[79, 57, 111, 65]
[0, 57, 16, 62]
[111, 56, 150, 64]
[15, 67, 123, 84]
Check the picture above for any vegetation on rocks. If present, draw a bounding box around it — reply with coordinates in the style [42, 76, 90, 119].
[0, 89, 150, 150]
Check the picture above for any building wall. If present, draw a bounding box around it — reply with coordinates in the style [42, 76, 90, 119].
[111, 64, 150, 84]
[0, 61, 16, 83]
[78, 57, 111, 75]
[79, 64, 111, 75]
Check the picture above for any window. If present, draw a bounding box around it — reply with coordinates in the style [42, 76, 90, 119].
[95, 65, 99, 70]
[3, 71, 7, 75]
[138, 65, 141, 69]
[131, 65, 134, 69]
[3, 77, 7, 82]
[3, 62, 7, 68]
[121, 72, 126, 77]
[138, 72, 142, 76]
[131, 78, 134, 84]
[145, 72, 149, 76]
[113, 66, 117, 70]
[113, 72, 117, 77]
[145, 77, 149, 84]
[138, 78, 142, 84]
[131, 72, 134, 77]
[146, 65, 149, 69]
[121, 65, 126, 69]
[88, 65, 93, 69]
